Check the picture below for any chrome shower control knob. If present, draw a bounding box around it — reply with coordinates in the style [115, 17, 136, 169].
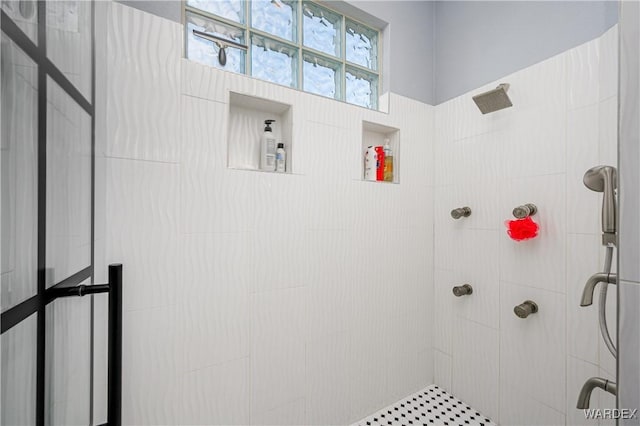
[452, 284, 473, 297]
[451, 207, 472, 219]
[514, 300, 538, 318]
[512, 203, 537, 219]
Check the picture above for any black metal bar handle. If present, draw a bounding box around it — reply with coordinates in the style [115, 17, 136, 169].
[49, 283, 109, 299]
[108, 264, 122, 426]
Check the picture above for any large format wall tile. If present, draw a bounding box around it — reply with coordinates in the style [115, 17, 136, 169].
[178, 357, 250, 425]
[121, 306, 183, 425]
[566, 234, 601, 364]
[105, 158, 180, 312]
[567, 34, 601, 109]
[498, 174, 567, 293]
[433, 350, 452, 392]
[500, 383, 565, 426]
[566, 104, 601, 234]
[599, 26, 619, 102]
[305, 332, 352, 425]
[451, 319, 499, 422]
[500, 283, 566, 413]
[179, 232, 251, 371]
[433, 268, 453, 355]
[447, 229, 500, 329]
[566, 356, 600, 426]
[250, 287, 308, 416]
[106, 3, 182, 162]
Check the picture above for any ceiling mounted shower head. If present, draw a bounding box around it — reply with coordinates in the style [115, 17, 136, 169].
[472, 83, 513, 114]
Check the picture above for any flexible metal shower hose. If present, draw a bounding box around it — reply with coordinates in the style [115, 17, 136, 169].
[600, 245, 617, 358]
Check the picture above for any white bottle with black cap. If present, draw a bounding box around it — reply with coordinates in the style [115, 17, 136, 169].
[276, 142, 286, 173]
[260, 119, 276, 171]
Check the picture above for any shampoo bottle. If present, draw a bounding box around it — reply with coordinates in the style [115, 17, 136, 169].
[276, 143, 286, 172]
[260, 119, 277, 171]
[364, 146, 377, 181]
[375, 146, 385, 181]
[383, 141, 393, 182]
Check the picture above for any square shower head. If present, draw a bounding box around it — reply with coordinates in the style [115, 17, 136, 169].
[472, 83, 513, 114]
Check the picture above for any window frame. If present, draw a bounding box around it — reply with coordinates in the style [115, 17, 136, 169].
[183, 0, 382, 110]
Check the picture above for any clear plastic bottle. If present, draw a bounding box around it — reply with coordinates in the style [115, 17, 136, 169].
[383, 141, 393, 182]
[276, 142, 286, 173]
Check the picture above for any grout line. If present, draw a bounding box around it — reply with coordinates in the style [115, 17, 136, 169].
[184, 355, 250, 374]
[498, 279, 568, 297]
[180, 92, 228, 105]
[104, 155, 180, 165]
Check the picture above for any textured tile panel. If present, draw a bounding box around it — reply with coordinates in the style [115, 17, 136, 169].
[106, 3, 182, 162]
[500, 282, 566, 413]
[451, 319, 499, 421]
[433, 350, 452, 392]
[500, 383, 565, 426]
[105, 158, 180, 311]
[178, 357, 250, 425]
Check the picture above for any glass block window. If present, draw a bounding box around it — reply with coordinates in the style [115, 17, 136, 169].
[251, 34, 298, 88]
[251, 0, 297, 42]
[303, 52, 340, 99]
[185, 0, 381, 110]
[302, 2, 340, 57]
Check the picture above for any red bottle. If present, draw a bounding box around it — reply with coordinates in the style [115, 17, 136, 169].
[375, 146, 385, 181]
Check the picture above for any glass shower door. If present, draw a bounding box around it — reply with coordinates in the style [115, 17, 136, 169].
[1, 1, 97, 424]
[1, 27, 39, 425]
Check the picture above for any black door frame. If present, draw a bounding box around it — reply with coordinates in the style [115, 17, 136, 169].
[1, 2, 106, 424]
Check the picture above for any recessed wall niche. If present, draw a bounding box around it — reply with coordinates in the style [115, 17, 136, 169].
[227, 92, 293, 173]
[362, 120, 400, 183]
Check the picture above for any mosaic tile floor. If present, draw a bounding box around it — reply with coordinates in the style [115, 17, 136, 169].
[353, 385, 496, 426]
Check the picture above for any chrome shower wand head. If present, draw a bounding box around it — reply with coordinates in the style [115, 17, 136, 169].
[583, 166, 617, 239]
[472, 83, 513, 114]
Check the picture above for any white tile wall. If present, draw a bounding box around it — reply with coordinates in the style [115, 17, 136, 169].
[100, 3, 619, 425]
[180, 232, 251, 371]
[305, 332, 352, 425]
[498, 174, 567, 293]
[499, 383, 566, 426]
[250, 287, 308, 416]
[567, 234, 601, 364]
[105, 158, 180, 312]
[121, 306, 183, 425]
[500, 283, 566, 413]
[105, 3, 182, 163]
[451, 319, 499, 421]
[251, 398, 306, 425]
[179, 357, 250, 425]
[566, 356, 600, 426]
[433, 25, 619, 426]
[433, 350, 452, 392]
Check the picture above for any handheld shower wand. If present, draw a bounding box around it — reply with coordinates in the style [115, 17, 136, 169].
[581, 165, 618, 358]
[583, 166, 617, 245]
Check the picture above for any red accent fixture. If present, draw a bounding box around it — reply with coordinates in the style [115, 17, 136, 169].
[505, 217, 539, 241]
[375, 146, 385, 181]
